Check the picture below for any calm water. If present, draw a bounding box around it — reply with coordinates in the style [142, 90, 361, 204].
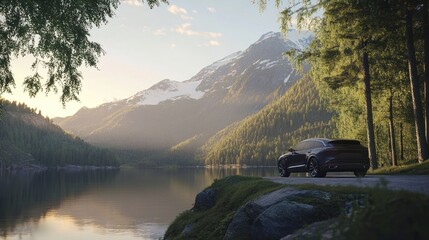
[0, 167, 278, 240]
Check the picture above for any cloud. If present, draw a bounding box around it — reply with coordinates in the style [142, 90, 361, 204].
[181, 15, 193, 20]
[122, 0, 142, 7]
[192, 10, 198, 14]
[168, 5, 188, 15]
[207, 7, 216, 13]
[168, 5, 194, 20]
[153, 28, 167, 36]
[198, 41, 221, 47]
[142, 26, 151, 33]
[209, 40, 220, 46]
[175, 23, 222, 38]
[170, 43, 177, 48]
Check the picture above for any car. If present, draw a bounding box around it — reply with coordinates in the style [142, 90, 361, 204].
[277, 138, 370, 178]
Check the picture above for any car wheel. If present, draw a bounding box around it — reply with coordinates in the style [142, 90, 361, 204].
[278, 159, 290, 177]
[354, 170, 367, 177]
[308, 158, 326, 178]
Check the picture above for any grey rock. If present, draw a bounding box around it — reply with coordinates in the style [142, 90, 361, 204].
[194, 188, 216, 210]
[280, 218, 339, 240]
[223, 188, 331, 240]
[251, 201, 315, 240]
[181, 223, 194, 236]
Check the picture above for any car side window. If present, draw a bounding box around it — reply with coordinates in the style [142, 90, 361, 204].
[303, 141, 312, 150]
[294, 142, 306, 151]
[313, 141, 324, 148]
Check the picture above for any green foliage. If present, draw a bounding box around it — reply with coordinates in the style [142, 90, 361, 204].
[201, 77, 335, 166]
[0, 0, 167, 103]
[0, 99, 118, 167]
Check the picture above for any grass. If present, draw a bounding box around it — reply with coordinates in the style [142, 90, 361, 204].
[369, 160, 429, 175]
[164, 176, 429, 240]
[163, 176, 283, 240]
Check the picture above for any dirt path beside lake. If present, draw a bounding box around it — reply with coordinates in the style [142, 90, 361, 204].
[266, 175, 429, 195]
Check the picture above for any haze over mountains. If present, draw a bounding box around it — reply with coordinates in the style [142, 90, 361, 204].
[54, 30, 314, 161]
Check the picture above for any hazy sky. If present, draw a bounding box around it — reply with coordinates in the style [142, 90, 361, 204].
[5, 0, 284, 118]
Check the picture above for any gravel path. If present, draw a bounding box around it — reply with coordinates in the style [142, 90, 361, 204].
[266, 175, 429, 195]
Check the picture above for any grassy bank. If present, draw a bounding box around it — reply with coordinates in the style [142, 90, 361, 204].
[164, 176, 283, 239]
[164, 176, 429, 240]
[370, 160, 429, 175]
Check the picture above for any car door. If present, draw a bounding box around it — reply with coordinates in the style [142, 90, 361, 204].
[287, 141, 308, 171]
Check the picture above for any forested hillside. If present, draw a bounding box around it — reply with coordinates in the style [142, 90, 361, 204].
[200, 77, 335, 166]
[0, 100, 118, 167]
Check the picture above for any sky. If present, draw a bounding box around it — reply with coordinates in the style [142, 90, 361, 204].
[5, 0, 286, 118]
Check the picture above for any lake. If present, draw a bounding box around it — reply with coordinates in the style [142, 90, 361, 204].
[0, 167, 279, 240]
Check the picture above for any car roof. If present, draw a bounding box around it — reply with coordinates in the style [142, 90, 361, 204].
[301, 138, 331, 144]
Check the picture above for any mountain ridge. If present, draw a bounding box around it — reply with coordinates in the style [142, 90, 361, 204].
[54, 30, 314, 163]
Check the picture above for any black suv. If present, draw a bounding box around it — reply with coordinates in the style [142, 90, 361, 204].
[278, 138, 370, 177]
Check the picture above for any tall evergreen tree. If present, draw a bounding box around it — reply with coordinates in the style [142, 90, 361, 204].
[405, 3, 429, 162]
[423, 2, 429, 146]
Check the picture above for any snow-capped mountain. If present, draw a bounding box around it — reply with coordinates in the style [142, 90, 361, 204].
[54, 30, 312, 151]
[126, 79, 205, 106]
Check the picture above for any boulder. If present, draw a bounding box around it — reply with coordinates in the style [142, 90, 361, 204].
[223, 188, 331, 240]
[194, 188, 216, 210]
[280, 218, 339, 240]
[250, 201, 315, 240]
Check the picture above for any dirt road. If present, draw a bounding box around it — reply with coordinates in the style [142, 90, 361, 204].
[266, 175, 429, 195]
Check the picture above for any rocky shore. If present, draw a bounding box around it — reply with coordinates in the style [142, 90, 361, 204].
[164, 176, 429, 240]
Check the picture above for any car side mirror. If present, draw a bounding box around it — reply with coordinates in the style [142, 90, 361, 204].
[288, 148, 295, 152]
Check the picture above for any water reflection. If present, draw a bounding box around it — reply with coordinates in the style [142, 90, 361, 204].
[0, 167, 278, 240]
[0, 169, 119, 237]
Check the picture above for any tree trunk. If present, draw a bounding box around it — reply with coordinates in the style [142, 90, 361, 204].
[423, 2, 429, 148]
[389, 95, 398, 166]
[362, 40, 378, 169]
[400, 122, 404, 161]
[406, 9, 429, 162]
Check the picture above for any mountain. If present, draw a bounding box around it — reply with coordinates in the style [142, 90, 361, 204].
[201, 77, 335, 166]
[0, 100, 118, 168]
[54, 30, 313, 162]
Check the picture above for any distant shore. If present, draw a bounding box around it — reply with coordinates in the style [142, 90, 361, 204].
[0, 164, 119, 173]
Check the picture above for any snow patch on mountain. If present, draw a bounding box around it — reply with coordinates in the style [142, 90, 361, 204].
[285, 30, 312, 48]
[255, 30, 312, 50]
[255, 59, 281, 70]
[128, 80, 205, 106]
[210, 51, 243, 69]
[284, 73, 292, 84]
[256, 32, 283, 43]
